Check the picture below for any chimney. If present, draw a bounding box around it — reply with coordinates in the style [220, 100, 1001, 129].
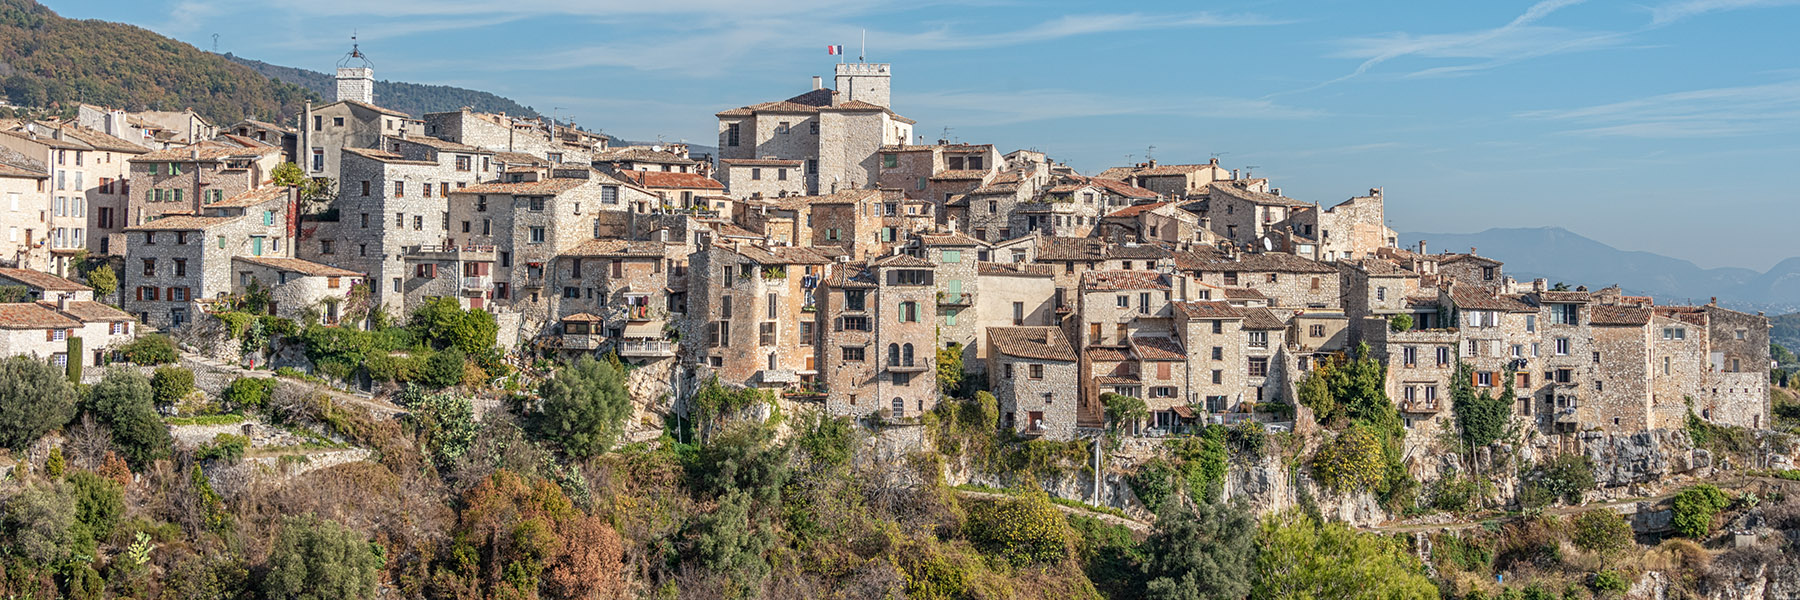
[1147, 159, 1157, 168]
[812, 76, 823, 90]
[1469, 246, 1477, 256]
[56, 293, 69, 311]
[1209, 157, 1219, 166]
[190, 149, 199, 160]
[1418, 239, 1427, 255]
[1231, 168, 1238, 180]
[1533, 278, 1547, 292]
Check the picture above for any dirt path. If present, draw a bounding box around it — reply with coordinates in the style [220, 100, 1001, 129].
[954, 489, 1153, 533]
[1364, 475, 1793, 535]
[180, 350, 406, 418]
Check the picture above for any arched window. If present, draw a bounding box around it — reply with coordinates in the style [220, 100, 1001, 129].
[891, 397, 905, 419]
[888, 343, 900, 366]
[902, 343, 914, 366]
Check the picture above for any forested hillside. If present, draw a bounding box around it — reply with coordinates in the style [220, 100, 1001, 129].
[0, 0, 317, 123]
[225, 55, 542, 120]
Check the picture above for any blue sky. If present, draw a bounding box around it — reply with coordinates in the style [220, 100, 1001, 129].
[46, 0, 1800, 271]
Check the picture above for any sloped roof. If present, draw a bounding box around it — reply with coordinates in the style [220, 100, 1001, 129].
[0, 303, 81, 329]
[1450, 288, 1536, 312]
[342, 147, 438, 166]
[1129, 336, 1185, 361]
[1195, 253, 1336, 274]
[0, 268, 89, 292]
[493, 151, 547, 166]
[870, 253, 934, 268]
[1208, 182, 1309, 207]
[1221, 288, 1266, 300]
[1537, 291, 1593, 303]
[54, 125, 148, 153]
[721, 158, 803, 167]
[1086, 176, 1159, 199]
[1105, 201, 1173, 219]
[457, 177, 591, 195]
[0, 129, 92, 150]
[1081, 270, 1168, 291]
[1239, 307, 1287, 330]
[918, 230, 988, 247]
[978, 262, 1054, 277]
[1036, 237, 1108, 261]
[133, 140, 280, 162]
[596, 147, 695, 164]
[208, 186, 288, 208]
[930, 169, 990, 181]
[988, 326, 1076, 362]
[46, 300, 131, 322]
[329, 99, 411, 117]
[1172, 300, 1241, 320]
[391, 135, 489, 154]
[1171, 248, 1226, 270]
[1591, 305, 1653, 326]
[563, 239, 670, 258]
[0, 144, 46, 178]
[614, 170, 724, 190]
[232, 256, 363, 277]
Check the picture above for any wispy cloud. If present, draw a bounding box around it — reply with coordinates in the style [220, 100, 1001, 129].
[1649, 0, 1800, 24]
[1518, 79, 1800, 137]
[904, 88, 1320, 126]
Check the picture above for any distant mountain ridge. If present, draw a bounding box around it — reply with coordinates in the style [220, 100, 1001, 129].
[1398, 227, 1800, 314]
[224, 54, 540, 121]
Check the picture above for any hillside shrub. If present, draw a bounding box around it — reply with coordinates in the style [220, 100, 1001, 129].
[0, 355, 78, 451]
[221, 377, 277, 412]
[150, 366, 194, 407]
[1671, 484, 1730, 538]
[262, 515, 385, 600]
[964, 490, 1072, 566]
[532, 357, 631, 458]
[1311, 424, 1386, 493]
[1571, 510, 1634, 553]
[86, 370, 173, 468]
[118, 334, 177, 365]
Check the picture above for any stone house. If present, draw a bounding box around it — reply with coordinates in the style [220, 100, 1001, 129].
[969, 262, 1057, 370]
[0, 267, 94, 302]
[1076, 270, 1177, 418]
[228, 256, 364, 326]
[0, 146, 49, 269]
[594, 146, 706, 175]
[0, 297, 136, 369]
[716, 65, 915, 195]
[611, 170, 726, 211]
[1182, 252, 1339, 309]
[0, 124, 110, 270]
[1363, 321, 1460, 436]
[986, 326, 1079, 439]
[76, 104, 215, 150]
[299, 99, 421, 182]
[541, 239, 687, 362]
[1094, 201, 1203, 246]
[1337, 258, 1425, 343]
[1437, 252, 1506, 290]
[1444, 286, 1540, 417]
[8, 123, 151, 259]
[1011, 189, 1102, 239]
[121, 190, 292, 330]
[1093, 159, 1231, 198]
[914, 230, 984, 361]
[1646, 303, 1771, 430]
[732, 189, 884, 261]
[685, 243, 836, 390]
[423, 109, 605, 165]
[816, 254, 938, 420]
[1529, 290, 1598, 434]
[1278, 189, 1396, 262]
[718, 159, 805, 199]
[126, 141, 283, 227]
[224, 119, 299, 164]
[876, 143, 1001, 203]
[1202, 181, 1311, 248]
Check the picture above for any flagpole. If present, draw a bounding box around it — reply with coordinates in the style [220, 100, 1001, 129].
[860, 29, 866, 63]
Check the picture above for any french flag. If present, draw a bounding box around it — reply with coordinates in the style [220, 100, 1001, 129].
[827, 45, 843, 55]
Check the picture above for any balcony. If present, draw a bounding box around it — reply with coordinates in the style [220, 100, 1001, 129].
[886, 361, 930, 373]
[936, 291, 973, 307]
[1398, 399, 1442, 414]
[460, 276, 492, 293]
[410, 243, 497, 262]
[617, 339, 674, 358]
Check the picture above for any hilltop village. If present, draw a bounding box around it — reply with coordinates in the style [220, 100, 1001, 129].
[0, 49, 1795, 600]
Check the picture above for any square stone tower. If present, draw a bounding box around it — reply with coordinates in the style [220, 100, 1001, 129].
[834, 63, 891, 108]
[336, 66, 374, 104]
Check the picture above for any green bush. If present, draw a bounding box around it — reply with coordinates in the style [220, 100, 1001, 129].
[0, 355, 78, 451]
[215, 311, 256, 340]
[1671, 484, 1730, 538]
[1389, 314, 1414, 332]
[221, 377, 278, 412]
[964, 490, 1072, 566]
[197, 433, 248, 462]
[397, 386, 476, 469]
[421, 347, 465, 389]
[532, 357, 631, 458]
[150, 366, 195, 407]
[1432, 477, 1478, 513]
[1522, 454, 1596, 507]
[262, 515, 385, 600]
[118, 334, 178, 365]
[66, 336, 81, 382]
[1571, 510, 1634, 553]
[1311, 424, 1386, 493]
[409, 297, 497, 355]
[1591, 570, 1627, 593]
[365, 351, 423, 383]
[86, 370, 174, 468]
[66, 470, 123, 558]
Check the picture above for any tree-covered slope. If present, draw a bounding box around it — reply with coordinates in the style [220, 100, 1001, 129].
[224, 54, 542, 120]
[0, 0, 318, 123]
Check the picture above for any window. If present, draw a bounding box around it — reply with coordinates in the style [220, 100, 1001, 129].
[726, 123, 740, 146]
[892, 398, 905, 420]
[1662, 327, 1686, 340]
[799, 321, 814, 346]
[898, 301, 919, 322]
[1212, 347, 1224, 361]
[941, 250, 961, 264]
[1476, 371, 1494, 387]
[842, 316, 870, 331]
[529, 227, 546, 243]
[1248, 331, 1268, 348]
[455, 156, 471, 171]
[1436, 346, 1451, 366]
[1012, 302, 1024, 326]
[842, 346, 865, 361]
[1211, 370, 1223, 384]
[1248, 357, 1268, 377]
[173, 259, 186, 277]
[759, 322, 776, 346]
[1551, 303, 1578, 325]
[393, 181, 405, 197]
[530, 197, 546, 211]
[1554, 337, 1570, 355]
[882, 154, 897, 168]
[1310, 324, 1326, 337]
[721, 295, 734, 319]
[1402, 346, 1417, 367]
[1212, 320, 1223, 335]
[844, 290, 866, 311]
[413, 215, 423, 230]
[1376, 286, 1387, 301]
[142, 258, 155, 276]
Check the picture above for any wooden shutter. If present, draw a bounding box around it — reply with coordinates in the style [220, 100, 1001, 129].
[46, 329, 54, 341]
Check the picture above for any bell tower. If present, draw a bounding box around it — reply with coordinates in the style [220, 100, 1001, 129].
[335, 35, 374, 104]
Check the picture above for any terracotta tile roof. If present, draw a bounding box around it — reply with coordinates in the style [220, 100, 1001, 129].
[1108, 243, 1173, 260]
[1221, 288, 1266, 299]
[341, 147, 437, 165]
[1196, 252, 1336, 274]
[0, 129, 92, 150]
[1105, 201, 1173, 218]
[493, 151, 547, 165]
[124, 214, 239, 231]
[1086, 176, 1159, 199]
[1405, 295, 1440, 308]
[232, 256, 362, 277]
[55, 125, 148, 153]
[1087, 346, 1134, 361]
[1081, 270, 1168, 291]
[734, 244, 835, 265]
[1172, 300, 1240, 320]
[231, 118, 296, 134]
[595, 147, 695, 164]
[208, 186, 288, 208]
[870, 253, 934, 268]
[989, 326, 1076, 362]
[1351, 258, 1417, 277]
[1095, 163, 1220, 180]
[560, 312, 604, 322]
[1653, 306, 1709, 326]
[1208, 182, 1309, 207]
[713, 223, 761, 238]
[331, 99, 411, 117]
[132, 141, 279, 162]
[0, 303, 81, 329]
[1172, 248, 1226, 270]
[918, 231, 987, 247]
[1590, 305, 1652, 326]
[721, 158, 803, 167]
[930, 169, 990, 181]
[1450, 288, 1535, 312]
[0, 146, 46, 178]
[614, 170, 724, 190]
[457, 178, 591, 195]
[1095, 375, 1140, 385]
[1439, 253, 1501, 266]
[0, 268, 88, 292]
[978, 262, 1053, 277]
[1239, 307, 1287, 330]
[563, 239, 670, 258]
[392, 135, 489, 154]
[46, 300, 131, 322]
[1129, 336, 1185, 361]
[1537, 291, 1592, 303]
[1036, 237, 1109, 261]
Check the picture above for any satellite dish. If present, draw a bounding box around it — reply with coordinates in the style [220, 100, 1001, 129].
[1262, 238, 1273, 252]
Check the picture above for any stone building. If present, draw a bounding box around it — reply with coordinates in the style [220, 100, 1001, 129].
[969, 262, 1057, 369]
[121, 189, 292, 330]
[1093, 159, 1231, 198]
[986, 326, 1079, 439]
[1337, 258, 1425, 343]
[540, 239, 687, 362]
[1181, 252, 1339, 309]
[1437, 252, 1506, 290]
[0, 296, 137, 370]
[299, 100, 420, 182]
[593, 146, 706, 175]
[685, 243, 835, 390]
[1279, 189, 1396, 262]
[914, 230, 986, 367]
[875, 143, 1001, 202]
[0, 146, 49, 269]
[302, 139, 500, 315]
[224, 119, 299, 163]
[0, 122, 148, 270]
[1094, 201, 1204, 246]
[1363, 320, 1460, 435]
[229, 256, 364, 326]
[816, 254, 938, 420]
[1202, 181, 1312, 248]
[1531, 289, 1598, 434]
[718, 159, 806, 199]
[422, 109, 607, 165]
[611, 170, 726, 211]
[76, 104, 214, 150]
[732, 189, 884, 261]
[125, 141, 283, 227]
[715, 65, 915, 195]
[0, 267, 95, 302]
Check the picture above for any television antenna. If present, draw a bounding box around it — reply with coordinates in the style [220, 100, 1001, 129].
[212, 34, 219, 53]
[1243, 165, 1260, 178]
[1145, 145, 1156, 161]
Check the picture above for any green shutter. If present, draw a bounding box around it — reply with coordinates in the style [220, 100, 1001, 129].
[173, 189, 183, 203]
[942, 250, 961, 264]
[263, 210, 273, 226]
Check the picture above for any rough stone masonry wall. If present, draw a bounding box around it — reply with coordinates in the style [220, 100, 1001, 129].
[1592, 323, 1654, 433]
[991, 355, 1079, 440]
[1650, 315, 1709, 429]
